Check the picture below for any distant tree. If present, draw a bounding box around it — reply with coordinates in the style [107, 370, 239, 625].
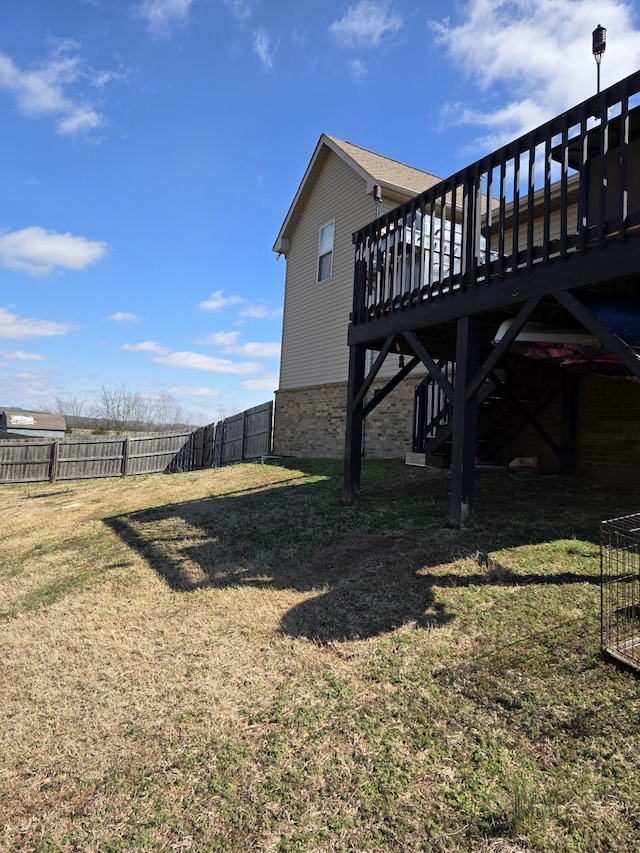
[91, 383, 151, 433]
[38, 385, 194, 434]
[215, 400, 242, 423]
[36, 394, 86, 431]
[150, 393, 188, 429]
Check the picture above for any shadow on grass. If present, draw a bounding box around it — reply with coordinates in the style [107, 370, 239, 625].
[103, 459, 632, 643]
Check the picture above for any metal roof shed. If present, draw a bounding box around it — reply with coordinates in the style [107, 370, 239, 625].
[0, 410, 67, 438]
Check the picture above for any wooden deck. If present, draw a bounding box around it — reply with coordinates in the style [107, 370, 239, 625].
[344, 71, 640, 525]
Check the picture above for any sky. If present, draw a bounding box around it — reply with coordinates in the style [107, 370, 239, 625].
[2, 0, 640, 425]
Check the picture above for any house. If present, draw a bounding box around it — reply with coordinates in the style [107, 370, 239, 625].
[272, 134, 442, 458]
[0, 409, 67, 438]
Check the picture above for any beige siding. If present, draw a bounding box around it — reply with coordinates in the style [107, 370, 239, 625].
[279, 152, 402, 390]
[499, 203, 579, 255]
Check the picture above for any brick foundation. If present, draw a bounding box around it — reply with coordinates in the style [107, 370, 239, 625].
[577, 374, 640, 485]
[503, 373, 640, 486]
[274, 379, 417, 459]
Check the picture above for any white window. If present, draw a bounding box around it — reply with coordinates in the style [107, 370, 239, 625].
[317, 220, 335, 282]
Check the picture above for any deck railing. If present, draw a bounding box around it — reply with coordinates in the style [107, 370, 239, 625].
[352, 70, 640, 327]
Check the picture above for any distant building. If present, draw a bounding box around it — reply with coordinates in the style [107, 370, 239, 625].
[0, 410, 67, 438]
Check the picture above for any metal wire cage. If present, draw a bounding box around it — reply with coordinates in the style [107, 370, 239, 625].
[601, 513, 640, 669]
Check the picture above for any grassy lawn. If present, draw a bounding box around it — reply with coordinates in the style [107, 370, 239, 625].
[1, 458, 640, 851]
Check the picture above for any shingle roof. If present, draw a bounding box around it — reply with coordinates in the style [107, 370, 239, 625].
[273, 134, 442, 254]
[326, 135, 441, 196]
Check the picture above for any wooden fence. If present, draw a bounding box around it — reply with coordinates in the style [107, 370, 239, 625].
[212, 402, 274, 466]
[0, 401, 273, 484]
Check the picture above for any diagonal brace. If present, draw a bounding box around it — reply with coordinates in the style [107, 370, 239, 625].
[465, 297, 540, 403]
[555, 291, 640, 380]
[402, 330, 454, 402]
[352, 335, 397, 410]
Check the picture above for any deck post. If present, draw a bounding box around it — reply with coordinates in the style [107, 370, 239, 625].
[449, 314, 481, 528]
[560, 373, 580, 474]
[343, 342, 366, 504]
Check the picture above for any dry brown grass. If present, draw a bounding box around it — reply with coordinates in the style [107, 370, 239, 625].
[1, 460, 640, 851]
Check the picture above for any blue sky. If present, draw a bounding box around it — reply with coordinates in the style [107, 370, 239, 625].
[2, 0, 640, 424]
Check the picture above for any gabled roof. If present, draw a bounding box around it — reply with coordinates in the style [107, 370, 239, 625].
[273, 134, 441, 255]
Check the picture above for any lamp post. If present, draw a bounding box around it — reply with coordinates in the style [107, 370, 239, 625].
[593, 24, 606, 95]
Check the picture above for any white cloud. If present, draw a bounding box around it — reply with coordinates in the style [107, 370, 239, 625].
[166, 384, 222, 399]
[0, 349, 46, 361]
[0, 368, 61, 405]
[432, 0, 640, 147]
[125, 339, 261, 373]
[154, 350, 260, 373]
[200, 331, 280, 358]
[123, 340, 170, 354]
[348, 58, 368, 81]
[92, 67, 131, 89]
[0, 226, 107, 277]
[239, 302, 282, 319]
[107, 312, 142, 323]
[199, 289, 245, 311]
[329, 0, 402, 48]
[253, 27, 274, 70]
[241, 373, 278, 391]
[224, 0, 253, 20]
[0, 307, 77, 340]
[200, 331, 241, 347]
[0, 49, 105, 136]
[235, 341, 280, 358]
[133, 0, 195, 37]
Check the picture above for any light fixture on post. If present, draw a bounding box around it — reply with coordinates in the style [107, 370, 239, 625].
[592, 24, 606, 95]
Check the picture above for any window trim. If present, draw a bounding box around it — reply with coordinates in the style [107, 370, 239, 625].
[317, 219, 335, 282]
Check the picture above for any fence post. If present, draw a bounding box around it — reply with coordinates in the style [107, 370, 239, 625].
[241, 410, 248, 462]
[50, 440, 60, 483]
[212, 421, 222, 467]
[122, 437, 131, 477]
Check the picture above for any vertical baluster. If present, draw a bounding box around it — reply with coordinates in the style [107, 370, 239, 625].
[526, 142, 536, 270]
[578, 101, 589, 254]
[437, 186, 447, 297]
[559, 113, 569, 259]
[382, 212, 391, 313]
[512, 148, 521, 268]
[618, 78, 629, 243]
[427, 197, 436, 295]
[498, 159, 507, 277]
[483, 162, 494, 277]
[447, 182, 458, 293]
[543, 133, 552, 264]
[598, 90, 609, 249]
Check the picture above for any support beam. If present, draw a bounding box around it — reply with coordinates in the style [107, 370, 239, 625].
[343, 343, 366, 505]
[449, 315, 481, 528]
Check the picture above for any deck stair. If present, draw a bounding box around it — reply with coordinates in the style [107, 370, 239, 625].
[407, 361, 563, 469]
